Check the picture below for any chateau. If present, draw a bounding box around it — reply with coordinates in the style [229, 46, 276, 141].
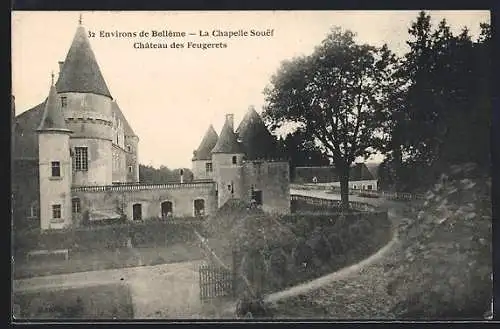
[12, 21, 290, 231]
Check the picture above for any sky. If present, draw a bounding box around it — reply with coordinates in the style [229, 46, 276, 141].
[12, 10, 490, 169]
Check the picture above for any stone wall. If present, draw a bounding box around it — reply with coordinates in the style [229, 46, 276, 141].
[39, 133, 72, 230]
[125, 136, 139, 182]
[12, 159, 40, 229]
[192, 159, 214, 180]
[71, 138, 113, 186]
[242, 161, 290, 214]
[112, 144, 127, 183]
[72, 182, 217, 222]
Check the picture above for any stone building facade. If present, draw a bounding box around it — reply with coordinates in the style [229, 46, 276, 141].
[12, 20, 290, 231]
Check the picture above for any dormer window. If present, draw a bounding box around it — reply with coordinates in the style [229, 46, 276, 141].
[60, 96, 67, 108]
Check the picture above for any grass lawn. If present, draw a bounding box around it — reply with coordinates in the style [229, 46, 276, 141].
[13, 241, 205, 279]
[13, 282, 134, 319]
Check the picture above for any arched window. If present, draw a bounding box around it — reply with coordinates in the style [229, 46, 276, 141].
[161, 201, 173, 218]
[132, 203, 142, 221]
[194, 199, 205, 217]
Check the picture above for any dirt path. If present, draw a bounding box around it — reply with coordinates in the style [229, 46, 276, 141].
[223, 189, 404, 317]
[13, 260, 206, 319]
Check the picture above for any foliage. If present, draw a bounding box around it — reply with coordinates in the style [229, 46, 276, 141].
[139, 164, 194, 184]
[14, 283, 134, 319]
[276, 129, 330, 180]
[380, 11, 491, 191]
[264, 27, 399, 209]
[385, 162, 491, 318]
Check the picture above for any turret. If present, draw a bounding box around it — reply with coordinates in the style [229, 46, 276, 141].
[37, 77, 73, 230]
[192, 125, 218, 180]
[211, 114, 245, 207]
[56, 18, 114, 186]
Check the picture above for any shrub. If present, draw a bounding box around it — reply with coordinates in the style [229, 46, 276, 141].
[386, 163, 492, 319]
[150, 256, 165, 266]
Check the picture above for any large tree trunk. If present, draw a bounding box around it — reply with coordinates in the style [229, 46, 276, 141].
[339, 164, 350, 212]
[393, 145, 403, 191]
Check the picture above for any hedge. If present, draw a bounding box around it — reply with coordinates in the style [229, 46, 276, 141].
[13, 218, 204, 255]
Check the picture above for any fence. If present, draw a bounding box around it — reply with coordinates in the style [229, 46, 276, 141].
[290, 183, 426, 201]
[290, 194, 378, 212]
[199, 263, 234, 301]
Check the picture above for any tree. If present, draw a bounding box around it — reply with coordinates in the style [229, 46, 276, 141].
[276, 129, 330, 180]
[378, 11, 491, 192]
[263, 27, 398, 210]
[139, 164, 194, 184]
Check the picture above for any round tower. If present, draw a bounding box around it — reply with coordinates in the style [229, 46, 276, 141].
[56, 19, 114, 186]
[37, 78, 73, 230]
[211, 114, 245, 207]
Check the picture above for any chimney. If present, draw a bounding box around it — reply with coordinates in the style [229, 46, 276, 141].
[225, 113, 234, 131]
[58, 61, 64, 74]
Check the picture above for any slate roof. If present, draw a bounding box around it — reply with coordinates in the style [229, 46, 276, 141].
[349, 163, 375, 181]
[235, 107, 278, 160]
[193, 125, 218, 160]
[364, 162, 381, 180]
[55, 24, 112, 98]
[12, 101, 46, 160]
[112, 101, 137, 137]
[211, 119, 243, 154]
[37, 84, 71, 133]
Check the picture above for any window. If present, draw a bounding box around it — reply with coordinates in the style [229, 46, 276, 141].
[133, 203, 142, 221]
[232, 156, 237, 165]
[60, 96, 67, 108]
[127, 145, 131, 152]
[128, 166, 133, 173]
[251, 190, 263, 206]
[29, 203, 39, 218]
[51, 161, 61, 177]
[72, 198, 81, 213]
[194, 199, 205, 217]
[74, 147, 88, 171]
[205, 162, 213, 173]
[52, 204, 62, 219]
[367, 185, 373, 190]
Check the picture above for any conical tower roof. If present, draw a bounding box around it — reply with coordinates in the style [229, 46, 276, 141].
[193, 125, 218, 160]
[236, 106, 278, 160]
[37, 82, 71, 133]
[56, 23, 112, 98]
[211, 120, 243, 154]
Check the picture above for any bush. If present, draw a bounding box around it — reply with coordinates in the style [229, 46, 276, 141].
[386, 163, 492, 319]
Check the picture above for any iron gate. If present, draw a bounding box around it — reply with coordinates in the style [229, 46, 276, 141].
[199, 264, 234, 301]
